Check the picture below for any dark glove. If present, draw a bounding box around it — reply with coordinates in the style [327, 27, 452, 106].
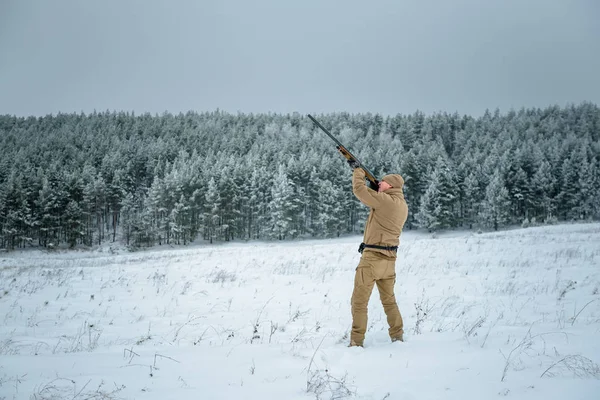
[347, 159, 360, 169]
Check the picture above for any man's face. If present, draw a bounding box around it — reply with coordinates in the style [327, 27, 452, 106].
[378, 180, 392, 192]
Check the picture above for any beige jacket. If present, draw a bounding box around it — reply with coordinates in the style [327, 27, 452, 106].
[352, 168, 408, 258]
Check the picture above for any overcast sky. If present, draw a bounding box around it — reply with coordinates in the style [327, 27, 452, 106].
[1, 0, 599, 117]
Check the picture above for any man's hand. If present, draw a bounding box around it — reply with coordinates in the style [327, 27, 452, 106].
[347, 159, 360, 169]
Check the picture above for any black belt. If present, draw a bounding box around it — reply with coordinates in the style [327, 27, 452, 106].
[358, 242, 398, 254]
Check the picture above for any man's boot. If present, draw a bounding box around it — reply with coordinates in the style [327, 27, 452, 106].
[391, 334, 403, 343]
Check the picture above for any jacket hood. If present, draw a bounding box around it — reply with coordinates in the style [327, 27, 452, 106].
[382, 174, 404, 189]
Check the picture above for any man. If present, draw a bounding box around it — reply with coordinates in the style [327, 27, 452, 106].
[347, 159, 408, 347]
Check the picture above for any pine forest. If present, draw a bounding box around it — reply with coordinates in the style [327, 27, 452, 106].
[0, 103, 598, 250]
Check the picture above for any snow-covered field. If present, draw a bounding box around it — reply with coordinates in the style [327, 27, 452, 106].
[1, 223, 599, 400]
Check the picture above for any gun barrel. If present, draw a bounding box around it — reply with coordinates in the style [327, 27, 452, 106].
[307, 114, 344, 148]
[307, 114, 379, 187]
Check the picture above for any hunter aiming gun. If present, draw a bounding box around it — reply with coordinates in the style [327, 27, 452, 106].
[307, 114, 379, 191]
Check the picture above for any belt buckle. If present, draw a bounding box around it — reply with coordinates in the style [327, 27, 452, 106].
[358, 243, 365, 253]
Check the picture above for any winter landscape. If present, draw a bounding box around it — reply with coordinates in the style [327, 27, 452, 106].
[1, 222, 599, 399]
[2, 1, 599, 399]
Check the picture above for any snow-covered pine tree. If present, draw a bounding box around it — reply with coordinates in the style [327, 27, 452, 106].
[204, 177, 221, 244]
[3, 174, 34, 249]
[64, 200, 83, 248]
[145, 177, 165, 245]
[530, 160, 555, 222]
[415, 157, 459, 231]
[268, 165, 295, 240]
[575, 154, 598, 220]
[120, 192, 137, 246]
[36, 176, 60, 247]
[400, 150, 427, 229]
[106, 170, 127, 242]
[506, 165, 529, 223]
[313, 174, 347, 238]
[170, 194, 191, 245]
[557, 153, 580, 220]
[218, 172, 238, 242]
[462, 172, 480, 229]
[479, 171, 511, 230]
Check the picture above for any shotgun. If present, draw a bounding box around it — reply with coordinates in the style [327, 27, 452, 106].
[307, 114, 379, 191]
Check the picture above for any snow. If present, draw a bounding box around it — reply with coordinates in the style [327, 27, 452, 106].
[1, 223, 599, 399]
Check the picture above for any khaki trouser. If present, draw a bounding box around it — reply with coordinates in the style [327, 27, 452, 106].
[350, 251, 403, 345]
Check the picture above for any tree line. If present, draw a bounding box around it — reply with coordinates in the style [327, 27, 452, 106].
[0, 103, 598, 250]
